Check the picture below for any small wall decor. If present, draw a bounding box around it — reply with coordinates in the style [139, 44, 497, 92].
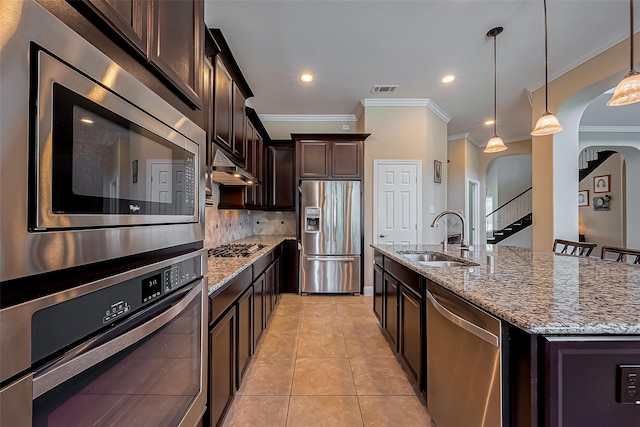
[593, 195, 611, 211]
[593, 174, 610, 193]
[578, 190, 589, 207]
[434, 160, 442, 183]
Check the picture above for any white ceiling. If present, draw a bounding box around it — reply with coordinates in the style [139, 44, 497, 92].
[204, 0, 640, 146]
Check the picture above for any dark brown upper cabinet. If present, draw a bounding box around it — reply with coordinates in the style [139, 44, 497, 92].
[267, 142, 295, 210]
[81, 0, 203, 109]
[148, 0, 203, 109]
[232, 83, 246, 164]
[81, 0, 148, 56]
[214, 57, 233, 151]
[293, 133, 369, 180]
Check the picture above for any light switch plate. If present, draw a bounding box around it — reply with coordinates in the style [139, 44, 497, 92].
[429, 205, 435, 214]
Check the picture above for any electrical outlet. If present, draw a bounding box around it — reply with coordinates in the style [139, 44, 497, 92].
[617, 365, 640, 404]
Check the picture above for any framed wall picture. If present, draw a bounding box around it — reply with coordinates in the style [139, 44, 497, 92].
[434, 160, 442, 183]
[593, 174, 610, 193]
[578, 190, 589, 207]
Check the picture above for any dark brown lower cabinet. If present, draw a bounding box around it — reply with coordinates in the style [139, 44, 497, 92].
[265, 263, 275, 320]
[544, 337, 640, 426]
[281, 240, 299, 293]
[253, 273, 265, 349]
[209, 307, 236, 427]
[373, 264, 384, 322]
[236, 286, 253, 387]
[383, 273, 399, 350]
[399, 285, 422, 385]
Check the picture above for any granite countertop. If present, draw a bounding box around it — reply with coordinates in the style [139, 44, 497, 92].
[206, 235, 296, 295]
[372, 243, 640, 335]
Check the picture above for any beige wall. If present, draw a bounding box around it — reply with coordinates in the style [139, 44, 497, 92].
[531, 32, 640, 250]
[262, 119, 362, 139]
[363, 105, 448, 288]
[579, 153, 625, 252]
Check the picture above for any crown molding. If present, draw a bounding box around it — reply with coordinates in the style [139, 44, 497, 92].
[258, 114, 358, 122]
[448, 133, 470, 142]
[360, 98, 452, 123]
[579, 126, 640, 133]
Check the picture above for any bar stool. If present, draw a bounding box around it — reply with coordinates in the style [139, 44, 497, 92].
[601, 246, 640, 264]
[552, 239, 597, 257]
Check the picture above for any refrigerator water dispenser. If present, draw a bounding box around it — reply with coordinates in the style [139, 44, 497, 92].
[305, 207, 321, 232]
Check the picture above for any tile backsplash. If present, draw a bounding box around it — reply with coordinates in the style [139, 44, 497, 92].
[204, 183, 296, 249]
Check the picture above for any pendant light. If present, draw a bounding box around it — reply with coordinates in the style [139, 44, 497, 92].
[484, 27, 507, 153]
[608, 0, 640, 106]
[531, 0, 564, 135]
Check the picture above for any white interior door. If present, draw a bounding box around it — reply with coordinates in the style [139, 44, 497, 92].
[374, 160, 421, 246]
[467, 179, 480, 246]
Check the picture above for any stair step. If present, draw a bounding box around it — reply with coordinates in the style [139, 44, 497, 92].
[495, 232, 504, 236]
[503, 228, 513, 231]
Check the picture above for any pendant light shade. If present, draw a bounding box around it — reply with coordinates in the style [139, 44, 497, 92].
[531, 0, 564, 136]
[532, 112, 564, 136]
[484, 135, 507, 153]
[608, 0, 640, 106]
[484, 27, 507, 153]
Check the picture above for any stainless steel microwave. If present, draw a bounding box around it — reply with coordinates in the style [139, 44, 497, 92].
[0, 0, 205, 282]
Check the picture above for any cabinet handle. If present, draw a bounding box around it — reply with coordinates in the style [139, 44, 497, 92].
[379, 234, 387, 238]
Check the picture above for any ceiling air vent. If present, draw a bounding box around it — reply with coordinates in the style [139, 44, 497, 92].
[371, 85, 398, 94]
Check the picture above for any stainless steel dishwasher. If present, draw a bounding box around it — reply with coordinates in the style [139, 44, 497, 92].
[426, 283, 502, 427]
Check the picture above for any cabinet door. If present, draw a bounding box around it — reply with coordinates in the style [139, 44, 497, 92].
[254, 134, 264, 207]
[383, 273, 399, 350]
[373, 264, 384, 323]
[244, 121, 256, 206]
[299, 142, 330, 178]
[237, 286, 253, 387]
[265, 263, 275, 321]
[273, 257, 281, 305]
[268, 145, 295, 210]
[253, 274, 265, 348]
[209, 308, 236, 427]
[545, 337, 640, 427]
[281, 240, 300, 293]
[232, 83, 246, 164]
[214, 57, 233, 150]
[82, 0, 148, 55]
[400, 285, 422, 386]
[332, 141, 362, 178]
[148, 0, 203, 108]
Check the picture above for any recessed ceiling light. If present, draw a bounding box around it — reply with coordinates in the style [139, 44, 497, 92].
[300, 73, 313, 83]
[80, 118, 94, 124]
[484, 119, 495, 126]
[441, 74, 455, 84]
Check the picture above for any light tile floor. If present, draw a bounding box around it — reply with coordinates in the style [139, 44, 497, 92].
[222, 294, 432, 427]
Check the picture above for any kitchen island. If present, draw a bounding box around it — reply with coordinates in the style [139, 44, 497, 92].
[372, 243, 640, 427]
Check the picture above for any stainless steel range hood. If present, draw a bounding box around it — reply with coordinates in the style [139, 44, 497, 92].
[208, 148, 256, 186]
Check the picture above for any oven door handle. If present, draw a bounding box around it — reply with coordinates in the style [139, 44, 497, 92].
[32, 279, 203, 399]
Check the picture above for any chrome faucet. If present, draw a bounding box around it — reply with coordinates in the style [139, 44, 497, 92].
[430, 210, 471, 257]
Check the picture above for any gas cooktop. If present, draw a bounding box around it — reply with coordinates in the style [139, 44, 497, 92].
[207, 243, 266, 258]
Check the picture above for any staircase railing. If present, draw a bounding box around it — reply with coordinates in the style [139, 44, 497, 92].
[486, 187, 532, 240]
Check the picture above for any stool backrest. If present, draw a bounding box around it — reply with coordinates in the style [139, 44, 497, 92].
[601, 246, 640, 264]
[552, 239, 597, 257]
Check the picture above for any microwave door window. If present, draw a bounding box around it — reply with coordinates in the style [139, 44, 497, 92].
[52, 84, 194, 217]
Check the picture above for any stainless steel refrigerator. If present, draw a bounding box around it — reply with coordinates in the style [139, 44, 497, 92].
[300, 180, 361, 294]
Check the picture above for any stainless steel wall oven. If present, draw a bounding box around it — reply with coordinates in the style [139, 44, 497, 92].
[0, 251, 208, 427]
[0, 0, 205, 283]
[1, 2, 208, 425]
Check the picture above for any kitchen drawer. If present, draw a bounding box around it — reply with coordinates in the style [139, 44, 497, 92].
[385, 257, 422, 297]
[210, 267, 252, 324]
[252, 250, 274, 281]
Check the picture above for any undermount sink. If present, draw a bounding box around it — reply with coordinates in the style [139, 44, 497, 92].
[399, 252, 451, 262]
[419, 260, 467, 267]
[398, 251, 478, 267]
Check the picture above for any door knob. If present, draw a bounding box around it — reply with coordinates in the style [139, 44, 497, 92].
[379, 234, 387, 238]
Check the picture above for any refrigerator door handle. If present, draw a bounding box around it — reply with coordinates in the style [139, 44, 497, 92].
[306, 257, 356, 262]
[333, 194, 337, 243]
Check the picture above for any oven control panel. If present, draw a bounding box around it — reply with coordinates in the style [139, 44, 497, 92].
[98, 256, 201, 324]
[31, 254, 203, 365]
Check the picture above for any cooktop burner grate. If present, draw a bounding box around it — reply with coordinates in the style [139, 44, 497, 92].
[207, 243, 266, 258]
